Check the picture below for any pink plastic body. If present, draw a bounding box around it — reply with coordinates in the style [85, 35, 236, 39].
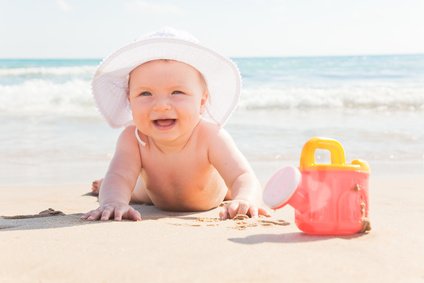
[291, 169, 369, 235]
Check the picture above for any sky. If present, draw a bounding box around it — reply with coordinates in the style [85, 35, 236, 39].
[1, 0, 424, 58]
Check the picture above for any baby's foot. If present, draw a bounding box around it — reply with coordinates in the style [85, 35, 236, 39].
[91, 179, 103, 195]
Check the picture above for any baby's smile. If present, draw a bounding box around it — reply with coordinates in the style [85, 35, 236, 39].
[153, 118, 177, 130]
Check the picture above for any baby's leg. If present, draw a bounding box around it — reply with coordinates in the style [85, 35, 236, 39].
[91, 179, 102, 195]
[130, 175, 153, 204]
[224, 189, 232, 200]
[90, 176, 152, 204]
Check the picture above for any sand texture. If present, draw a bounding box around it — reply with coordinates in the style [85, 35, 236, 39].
[1, 173, 424, 283]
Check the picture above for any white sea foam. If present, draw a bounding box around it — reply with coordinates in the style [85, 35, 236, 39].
[239, 85, 424, 111]
[1, 79, 424, 118]
[0, 79, 98, 117]
[0, 66, 96, 76]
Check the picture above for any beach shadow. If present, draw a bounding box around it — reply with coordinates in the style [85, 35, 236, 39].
[0, 204, 291, 231]
[136, 204, 209, 220]
[80, 194, 200, 220]
[228, 232, 366, 244]
[81, 192, 98, 197]
[0, 213, 98, 231]
[0, 204, 213, 231]
[0, 206, 145, 231]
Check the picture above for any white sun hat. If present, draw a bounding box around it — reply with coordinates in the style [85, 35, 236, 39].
[92, 28, 241, 128]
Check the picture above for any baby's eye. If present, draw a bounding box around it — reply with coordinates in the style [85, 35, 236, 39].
[171, 90, 185, 95]
[139, 91, 152, 97]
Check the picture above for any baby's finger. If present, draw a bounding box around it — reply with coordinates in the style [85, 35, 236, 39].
[227, 201, 240, 219]
[258, 207, 271, 217]
[248, 206, 259, 219]
[114, 207, 124, 221]
[219, 206, 229, 220]
[235, 201, 250, 217]
[80, 211, 92, 220]
[127, 208, 142, 221]
[100, 207, 114, 221]
[87, 208, 103, 221]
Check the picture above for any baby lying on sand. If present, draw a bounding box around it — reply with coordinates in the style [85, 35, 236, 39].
[82, 28, 268, 221]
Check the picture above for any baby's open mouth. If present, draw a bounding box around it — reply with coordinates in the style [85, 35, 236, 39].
[153, 119, 177, 128]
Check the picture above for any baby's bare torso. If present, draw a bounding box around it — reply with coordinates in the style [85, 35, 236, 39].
[138, 123, 228, 211]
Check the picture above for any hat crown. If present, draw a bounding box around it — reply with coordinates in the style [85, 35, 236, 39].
[140, 27, 200, 44]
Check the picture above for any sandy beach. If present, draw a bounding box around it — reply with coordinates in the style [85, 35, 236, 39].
[1, 162, 423, 283]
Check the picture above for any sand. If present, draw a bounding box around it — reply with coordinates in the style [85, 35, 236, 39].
[1, 164, 424, 283]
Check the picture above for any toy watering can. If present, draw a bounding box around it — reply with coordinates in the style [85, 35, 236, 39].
[263, 137, 371, 235]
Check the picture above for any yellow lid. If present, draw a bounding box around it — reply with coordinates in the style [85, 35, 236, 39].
[300, 137, 369, 172]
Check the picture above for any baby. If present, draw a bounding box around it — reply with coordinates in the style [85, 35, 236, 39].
[82, 28, 268, 221]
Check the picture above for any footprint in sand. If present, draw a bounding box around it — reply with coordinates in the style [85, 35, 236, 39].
[191, 214, 290, 230]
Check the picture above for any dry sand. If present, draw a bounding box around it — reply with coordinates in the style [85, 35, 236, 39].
[1, 164, 423, 283]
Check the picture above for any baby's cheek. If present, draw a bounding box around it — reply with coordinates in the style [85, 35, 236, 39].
[132, 114, 150, 131]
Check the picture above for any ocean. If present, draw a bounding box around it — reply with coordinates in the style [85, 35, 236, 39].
[1, 55, 424, 185]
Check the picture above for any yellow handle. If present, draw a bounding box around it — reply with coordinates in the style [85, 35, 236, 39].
[300, 137, 346, 170]
[300, 137, 369, 172]
[351, 159, 370, 172]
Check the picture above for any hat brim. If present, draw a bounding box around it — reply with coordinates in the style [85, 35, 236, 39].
[92, 38, 241, 128]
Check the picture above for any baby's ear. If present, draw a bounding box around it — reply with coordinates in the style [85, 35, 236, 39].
[126, 75, 133, 102]
[200, 90, 209, 113]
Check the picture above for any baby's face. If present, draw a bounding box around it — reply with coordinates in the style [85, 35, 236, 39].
[128, 60, 208, 144]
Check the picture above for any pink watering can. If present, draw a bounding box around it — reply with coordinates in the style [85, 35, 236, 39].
[263, 137, 371, 235]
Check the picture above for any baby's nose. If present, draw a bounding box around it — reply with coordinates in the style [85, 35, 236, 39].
[153, 97, 172, 112]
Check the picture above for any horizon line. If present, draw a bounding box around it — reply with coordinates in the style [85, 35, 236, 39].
[1, 52, 424, 61]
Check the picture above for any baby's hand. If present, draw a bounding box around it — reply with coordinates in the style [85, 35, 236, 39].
[219, 200, 270, 220]
[81, 202, 142, 221]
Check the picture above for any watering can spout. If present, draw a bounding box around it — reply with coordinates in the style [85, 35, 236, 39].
[263, 166, 303, 210]
[287, 189, 308, 213]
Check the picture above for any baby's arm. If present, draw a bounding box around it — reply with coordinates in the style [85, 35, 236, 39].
[81, 126, 142, 221]
[208, 128, 269, 219]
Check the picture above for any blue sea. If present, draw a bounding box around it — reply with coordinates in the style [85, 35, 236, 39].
[1, 55, 424, 185]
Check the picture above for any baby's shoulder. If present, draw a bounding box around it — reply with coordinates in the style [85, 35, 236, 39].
[116, 125, 140, 146]
[196, 120, 231, 142]
[119, 125, 137, 139]
[197, 120, 225, 135]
